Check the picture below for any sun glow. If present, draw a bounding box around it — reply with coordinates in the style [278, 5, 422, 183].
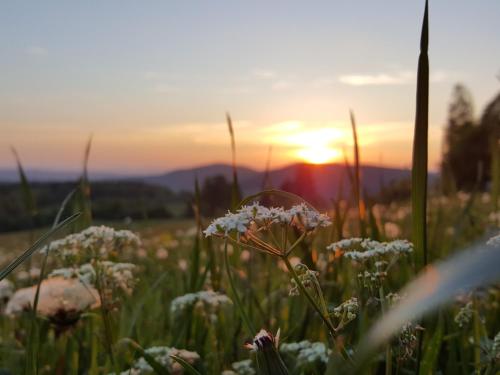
[296, 146, 341, 164]
[262, 121, 345, 165]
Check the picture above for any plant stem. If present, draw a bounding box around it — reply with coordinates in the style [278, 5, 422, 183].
[379, 286, 392, 375]
[223, 239, 256, 336]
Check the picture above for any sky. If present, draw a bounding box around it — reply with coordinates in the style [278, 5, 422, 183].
[1, 1, 499, 174]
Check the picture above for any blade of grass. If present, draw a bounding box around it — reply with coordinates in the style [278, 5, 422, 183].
[349, 110, 366, 237]
[26, 189, 76, 375]
[0, 212, 81, 281]
[10, 147, 37, 218]
[170, 355, 202, 375]
[411, 0, 429, 269]
[419, 313, 444, 375]
[226, 113, 241, 210]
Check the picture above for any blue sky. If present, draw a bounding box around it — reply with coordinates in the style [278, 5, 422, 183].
[1, 1, 499, 173]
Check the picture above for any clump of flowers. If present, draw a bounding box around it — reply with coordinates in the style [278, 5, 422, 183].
[289, 263, 320, 297]
[170, 290, 232, 322]
[280, 340, 331, 372]
[204, 203, 331, 255]
[120, 346, 200, 375]
[394, 322, 419, 361]
[49, 261, 137, 295]
[486, 233, 500, 248]
[41, 225, 141, 263]
[454, 301, 474, 328]
[330, 297, 359, 329]
[224, 359, 256, 375]
[327, 238, 413, 260]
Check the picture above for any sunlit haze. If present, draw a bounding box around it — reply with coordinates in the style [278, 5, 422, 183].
[1, 1, 499, 174]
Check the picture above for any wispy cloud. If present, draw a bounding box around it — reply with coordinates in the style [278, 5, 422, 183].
[339, 71, 414, 86]
[252, 68, 275, 79]
[271, 80, 293, 91]
[339, 69, 451, 86]
[25, 46, 48, 56]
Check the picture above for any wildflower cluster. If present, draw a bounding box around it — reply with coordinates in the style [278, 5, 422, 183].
[454, 301, 474, 328]
[330, 297, 359, 328]
[491, 331, 500, 362]
[120, 346, 200, 374]
[327, 238, 413, 260]
[280, 340, 331, 366]
[49, 261, 137, 295]
[224, 359, 255, 375]
[170, 290, 232, 321]
[357, 261, 388, 288]
[41, 225, 141, 262]
[486, 233, 500, 247]
[289, 263, 320, 297]
[395, 322, 419, 361]
[204, 203, 331, 237]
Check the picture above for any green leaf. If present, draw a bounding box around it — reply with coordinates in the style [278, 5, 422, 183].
[419, 314, 444, 375]
[411, 0, 429, 269]
[0, 212, 81, 282]
[11, 146, 37, 217]
[226, 113, 241, 210]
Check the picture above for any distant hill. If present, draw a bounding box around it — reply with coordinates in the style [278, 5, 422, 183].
[138, 162, 431, 199]
[0, 169, 125, 183]
[0, 163, 435, 201]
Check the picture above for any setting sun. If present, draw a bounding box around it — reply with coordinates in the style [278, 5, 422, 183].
[296, 146, 341, 164]
[263, 121, 345, 165]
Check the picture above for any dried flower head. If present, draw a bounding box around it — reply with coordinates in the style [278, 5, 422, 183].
[454, 301, 474, 328]
[5, 277, 100, 327]
[244, 329, 280, 351]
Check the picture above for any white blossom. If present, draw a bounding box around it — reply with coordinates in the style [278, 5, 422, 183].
[327, 238, 413, 260]
[170, 290, 232, 318]
[40, 226, 141, 261]
[280, 340, 331, 366]
[204, 203, 331, 237]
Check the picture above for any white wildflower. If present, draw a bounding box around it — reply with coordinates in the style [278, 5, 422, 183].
[231, 359, 256, 375]
[204, 203, 331, 237]
[280, 340, 331, 366]
[327, 238, 413, 260]
[49, 261, 137, 295]
[486, 233, 500, 247]
[170, 290, 232, 318]
[331, 297, 359, 323]
[41, 225, 141, 261]
[123, 346, 200, 374]
[454, 302, 474, 328]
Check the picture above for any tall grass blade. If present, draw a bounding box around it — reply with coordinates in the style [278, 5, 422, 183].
[74, 136, 93, 229]
[189, 177, 202, 292]
[226, 113, 241, 209]
[10, 147, 37, 217]
[419, 313, 444, 375]
[0, 212, 80, 282]
[349, 110, 366, 237]
[354, 238, 500, 366]
[411, 0, 429, 269]
[261, 145, 273, 190]
[26, 189, 76, 375]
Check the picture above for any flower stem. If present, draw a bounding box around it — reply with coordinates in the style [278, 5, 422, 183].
[223, 239, 256, 336]
[379, 286, 392, 375]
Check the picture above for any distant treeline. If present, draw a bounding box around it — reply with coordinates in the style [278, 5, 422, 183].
[0, 181, 192, 232]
